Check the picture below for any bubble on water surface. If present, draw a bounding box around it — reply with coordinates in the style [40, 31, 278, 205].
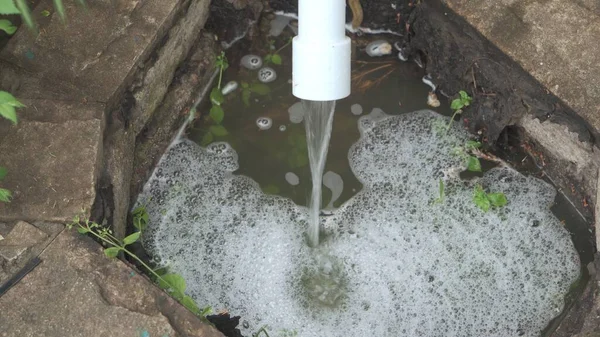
[288, 101, 304, 124]
[285, 172, 300, 186]
[138, 110, 580, 337]
[256, 117, 273, 130]
[241, 55, 262, 70]
[350, 103, 363, 116]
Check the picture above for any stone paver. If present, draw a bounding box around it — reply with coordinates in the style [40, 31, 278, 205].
[0, 100, 104, 222]
[0, 0, 185, 104]
[443, 0, 600, 137]
[0, 221, 47, 263]
[0, 230, 223, 337]
[0, 221, 63, 287]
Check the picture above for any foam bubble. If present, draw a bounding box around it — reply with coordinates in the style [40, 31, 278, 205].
[288, 102, 304, 124]
[285, 172, 300, 186]
[138, 110, 580, 337]
[351, 103, 363, 116]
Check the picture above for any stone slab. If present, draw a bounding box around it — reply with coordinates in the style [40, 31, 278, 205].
[0, 0, 183, 104]
[443, 0, 600, 139]
[0, 221, 47, 262]
[0, 230, 223, 337]
[0, 221, 63, 286]
[0, 100, 104, 222]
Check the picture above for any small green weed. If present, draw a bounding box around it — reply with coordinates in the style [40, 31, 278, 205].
[445, 90, 472, 133]
[473, 184, 507, 212]
[263, 37, 292, 66]
[0, 90, 24, 202]
[240, 81, 271, 107]
[67, 207, 212, 318]
[0, 0, 85, 34]
[253, 326, 297, 337]
[432, 178, 444, 204]
[0, 166, 10, 202]
[451, 140, 482, 172]
[201, 52, 230, 146]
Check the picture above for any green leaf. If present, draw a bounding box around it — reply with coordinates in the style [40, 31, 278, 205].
[181, 295, 201, 315]
[52, 0, 65, 21]
[241, 81, 249, 89]
[132, 206, 148, 231]
[264, 54, 272, 64]
[153, 266, 169, 276]
[450, 98, 463, 111]
[200, 306, 212, 316]
[159, 273, 186, 294]
[200, 132, 213, 146]
[0, 19, 17, 35]
[0, 91, 24, 124]
[459, 90, 470, 101]
[40, 9, 50, 16]
[14, 0, 34, 31]
[0, 188, 12, 202]
[465, 140, 482, 150]
[436, 178, 444, 203]
[466, 156, 482, 172]
[0, 0, 21, 14]
[473, 185, 490, 212]
[0, 167, 7, 180]
[209, 125, 228, 136]
[0, 91, 25, 107]
[271, 53, 282, 65]
[123, 232, 140, 245]
[104, 247, 120, 258]
[77, 227, 89, 234]
[210, 87, 224, 105]
[488, 192, 508, 208]
[0, 105, 17, 124]
[242, 89, 251, 106]
[209, 104, 224, 124]
[249, 83, 271, 95]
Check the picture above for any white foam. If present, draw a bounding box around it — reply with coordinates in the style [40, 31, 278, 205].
[138, 110, 580, 337]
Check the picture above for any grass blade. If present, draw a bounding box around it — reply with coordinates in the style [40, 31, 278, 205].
[53, 0, 65, 21]
[14, 0, 35, 32]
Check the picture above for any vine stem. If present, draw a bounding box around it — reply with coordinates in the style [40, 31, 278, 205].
[445, 109, 462, 134]
[255, 327, 271, 337]
[217, 65, 224, 89]
[80, 224, 176, 294]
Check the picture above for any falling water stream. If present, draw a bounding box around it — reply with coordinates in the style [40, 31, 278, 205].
[302, 99, 336, 247]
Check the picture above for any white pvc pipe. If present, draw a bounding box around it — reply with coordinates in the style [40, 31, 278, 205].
[292, 0, 351, 101]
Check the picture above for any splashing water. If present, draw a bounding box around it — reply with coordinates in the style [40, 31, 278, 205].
[302, 99, 336, 247]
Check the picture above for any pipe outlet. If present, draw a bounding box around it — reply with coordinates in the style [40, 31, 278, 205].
[292, 0, 351, 101]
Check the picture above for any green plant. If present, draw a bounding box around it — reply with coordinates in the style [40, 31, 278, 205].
[0, 91, 23, 203]
[0, 166, 10, 202]
[473, 184, 508, 212]
[263, 37, 292, 66]
[67, 207, 212, 318]
[254, 326, 271, 337]
[451, 140, 482, 172]
[0, 0, 84, 34]
[433, 178, 444, 204]
[253, 326, 297, 337]
[201, 52, 229, 146]
[445, 90, 472, 133]
[240, 81, 271, 107]
[0, 91, 23, 124]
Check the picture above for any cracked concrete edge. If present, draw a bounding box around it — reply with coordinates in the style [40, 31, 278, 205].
[0, 229, 224, 337]
[129, 0, 212, 135]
